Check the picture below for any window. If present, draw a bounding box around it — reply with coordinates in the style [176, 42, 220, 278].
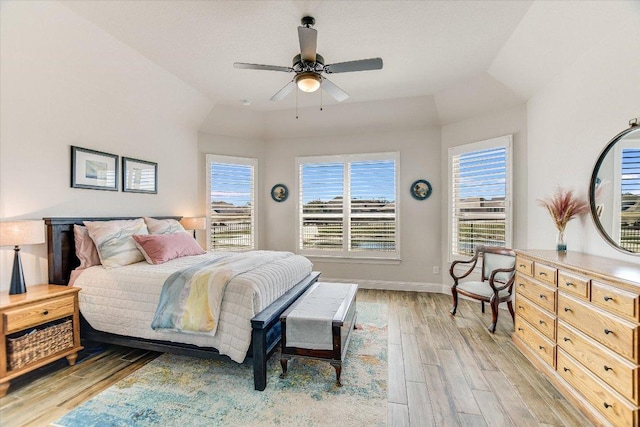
[297, 152, 399, 259]
[448, 135, 512, 260]
[206, 154, 257, 251]
[620, 147, 640, 252]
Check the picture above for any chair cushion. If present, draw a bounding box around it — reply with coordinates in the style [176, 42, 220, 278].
[483, 252, 515, 283]
[456, 281, 511, 299]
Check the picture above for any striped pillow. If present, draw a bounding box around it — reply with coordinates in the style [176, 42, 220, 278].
[143, 217, 188, 235]
[84, 218, 149, 268]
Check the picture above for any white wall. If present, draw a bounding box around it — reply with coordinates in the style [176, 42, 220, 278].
[526, 15, 640, 263]
[0, 1, 212, 290]
[440, 104, 528, 279]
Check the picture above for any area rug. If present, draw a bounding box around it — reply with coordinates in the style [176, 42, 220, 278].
[53, 302, 387, 427]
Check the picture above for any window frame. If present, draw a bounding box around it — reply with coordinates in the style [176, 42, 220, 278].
[296, 152, 400, 261]
[447, 135, 513, 262]
[205, 154, 258, 251]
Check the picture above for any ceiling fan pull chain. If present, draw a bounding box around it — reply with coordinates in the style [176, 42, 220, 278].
[296, 86, 299, 119]
[320, 80, 323, 111]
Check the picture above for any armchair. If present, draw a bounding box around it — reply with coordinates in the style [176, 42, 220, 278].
[449, 245, 516, 333]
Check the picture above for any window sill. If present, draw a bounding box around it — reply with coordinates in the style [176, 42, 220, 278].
[304, 255, 401, 265]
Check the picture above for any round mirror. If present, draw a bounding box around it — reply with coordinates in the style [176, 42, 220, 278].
[589, 120, 640, 255]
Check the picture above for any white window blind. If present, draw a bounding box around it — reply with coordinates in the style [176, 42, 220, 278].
[621, 148, 640, 252]
[206, 154, 257, 251]
[298, 153, 399, 259]
[449, 136, 512, 259]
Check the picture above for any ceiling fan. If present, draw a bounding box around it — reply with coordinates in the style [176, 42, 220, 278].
[234, 16, 383, 103]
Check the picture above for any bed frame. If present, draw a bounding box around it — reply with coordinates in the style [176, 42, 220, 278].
[43, 217, 320, 391]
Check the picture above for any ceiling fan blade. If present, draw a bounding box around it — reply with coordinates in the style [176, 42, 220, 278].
[321, 77, 349, 102]
[298, 26, 317, 62]
[234, 62, 293, 72]
[324, 57, 383, 74]
[270, 81, 296, 101]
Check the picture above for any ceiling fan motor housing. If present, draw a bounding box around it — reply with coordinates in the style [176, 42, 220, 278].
[301, 16, 315, 27]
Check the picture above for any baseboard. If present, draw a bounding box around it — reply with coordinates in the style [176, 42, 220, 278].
[319, 277, 449, 294]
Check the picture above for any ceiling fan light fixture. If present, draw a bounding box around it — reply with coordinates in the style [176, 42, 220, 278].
[295, 72, 321, 93]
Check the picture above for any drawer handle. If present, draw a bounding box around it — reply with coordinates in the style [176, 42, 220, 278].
[603, 403, 612, 409]
[563, 307, 571, 312]
[563, 367, 570, 372]
[518, 283, 524, 287]
[563, 337, 571, 342]
[539, 320, 546, 325]
[518, 305, 524, 310]
[603, 296, 613, 302]
[565, 282, 575, 287]
[539, 294, 547, 299]
[517, 327, 524, 331]
[539, 272, 547, 276]
[604, 365, 613, 372]
[42, 310, 49, 316]
[538, 345, 545, 350]
[604, 329, 613, 335]
[519, 264, 526, 268]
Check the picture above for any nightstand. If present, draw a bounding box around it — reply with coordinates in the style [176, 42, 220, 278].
[0, 284, 83, 397]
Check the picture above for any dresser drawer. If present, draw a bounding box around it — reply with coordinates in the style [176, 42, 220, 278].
[4, 295, 75, 334]
[558, 270, 589, 300]
[558, 293, 639, 363]
[558, 320, 639, 404]
[557, 349, 639, 427]
[516, 293, 556, 340]
[516, 256, 533, 277]
[515, 315, 555, 368]
[515, 275, 556, 313]
[592, 280, 640, 322]
[533, 262, 557, 286]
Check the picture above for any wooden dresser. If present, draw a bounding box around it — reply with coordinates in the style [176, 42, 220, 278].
[513, 250, 640, 427]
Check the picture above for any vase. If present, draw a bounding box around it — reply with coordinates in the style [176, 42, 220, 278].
[556, 230, 567, 253]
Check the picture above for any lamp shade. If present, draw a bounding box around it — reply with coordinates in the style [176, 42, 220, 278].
[0, 220, 45, 247]
[180, 217, 206, 231]
[295, 72, 321, 93]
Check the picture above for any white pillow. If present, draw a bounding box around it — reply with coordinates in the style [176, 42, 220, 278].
[84, 218, 149, 268]
[144, 217, 188, 235]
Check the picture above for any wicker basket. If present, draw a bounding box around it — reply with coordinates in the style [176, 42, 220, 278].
[7, 319, 74, 370]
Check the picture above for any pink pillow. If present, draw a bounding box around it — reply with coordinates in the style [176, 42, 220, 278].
[73, 225, 101, 269]
[132, 233, 205, 265]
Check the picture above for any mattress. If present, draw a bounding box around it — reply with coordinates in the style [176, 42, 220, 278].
[72, 251, 313, 363]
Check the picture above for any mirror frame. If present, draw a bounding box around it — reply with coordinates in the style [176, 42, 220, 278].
[589, 121, 640, 255]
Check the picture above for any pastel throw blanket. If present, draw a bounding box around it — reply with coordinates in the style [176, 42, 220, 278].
[151, 251, 291, 335]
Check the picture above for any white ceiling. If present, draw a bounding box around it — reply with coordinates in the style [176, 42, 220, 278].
[61, 0, 638, 124]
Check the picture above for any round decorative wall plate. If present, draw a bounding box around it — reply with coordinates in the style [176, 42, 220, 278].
[271, 184, 289, 202]
[411, 179, 432, 200]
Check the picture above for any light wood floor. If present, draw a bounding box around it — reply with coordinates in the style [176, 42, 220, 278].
[0, 290, 591, 426]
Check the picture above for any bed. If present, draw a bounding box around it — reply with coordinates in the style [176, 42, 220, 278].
[44, 217, 320, 391]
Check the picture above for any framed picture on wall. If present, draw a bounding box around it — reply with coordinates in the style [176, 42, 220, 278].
[122, 157, 158, 194]
[71, 146, 119, 191]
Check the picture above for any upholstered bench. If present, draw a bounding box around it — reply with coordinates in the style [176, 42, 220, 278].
[279, 282, 358, 386]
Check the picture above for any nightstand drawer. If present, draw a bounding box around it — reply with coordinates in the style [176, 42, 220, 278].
[4, 296, 75, 333]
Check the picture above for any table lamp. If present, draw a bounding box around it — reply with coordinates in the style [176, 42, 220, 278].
[180, 217, 206, 238]
[0, 220, 45, 295]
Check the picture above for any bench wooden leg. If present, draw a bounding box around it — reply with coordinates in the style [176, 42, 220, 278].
[252, 327, 267, 391]
[280, 356, 289, 379]
[330, 361, 343, 387]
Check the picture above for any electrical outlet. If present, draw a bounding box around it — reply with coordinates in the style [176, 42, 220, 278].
[433, 266, 440, 274]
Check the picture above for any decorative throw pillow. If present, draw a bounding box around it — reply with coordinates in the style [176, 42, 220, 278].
[144, 217, 188, 235]
[132, 232, 205, 264]
[84, 218, 149, 268]
[73, 225, 101, 269]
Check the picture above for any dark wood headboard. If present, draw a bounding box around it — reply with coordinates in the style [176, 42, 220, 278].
[44, 217, 181, 285]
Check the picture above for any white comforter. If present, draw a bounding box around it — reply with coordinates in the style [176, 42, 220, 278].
[72, 251, 313, 362]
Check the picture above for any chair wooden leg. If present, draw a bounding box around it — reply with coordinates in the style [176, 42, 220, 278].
[488, 297, 499, 333]
[507, 299, 515, 323]
[450, 286, 458, 316]
[481, 301, 485, 313]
